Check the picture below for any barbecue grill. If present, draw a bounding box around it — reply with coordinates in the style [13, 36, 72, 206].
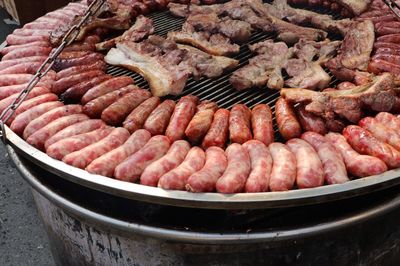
[4, 2, 400, 265]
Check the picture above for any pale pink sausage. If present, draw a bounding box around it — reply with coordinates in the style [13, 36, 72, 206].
[63, 127, 130, 169]
[114, 135, 171, 182]
[44, 119, 106, 150]
[86, 129, 152, 177]
[140, 140, 191, 187]
[10, 101, 63, 136]
[0, 84, 50, 100]
[301, 132, 349, 185]
[46, 127, 113, 160]
[325, 132, 388, 177]
[216, 143, 251, 193]
[287, 138, 324, 189]
[0, 74, 35, 87]
[2, 46, 52, 61]
[158, 147, 206, 190]
[375, 112, 400, 131]
[186, 147, 227, 193]
[26, 114, 89, 151]
[23, 105, 83, 139]
[0, 87, 51, 115]
[359, 117, 400, 151]
[243, 140, 273, 193]
[268, 143, 297, 191]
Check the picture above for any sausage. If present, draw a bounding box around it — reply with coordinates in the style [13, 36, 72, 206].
[359, 117, 400, 151]
[62, 128, 130, 169]
[301, 132, 349, 185]
[53, 53, 104, 72]
[60, 75, 112, 103]
[377, 33, 400, 43]
[114, 135, 171, 182]
[229, 104, 252, 144]
[143, 100, 175, 135]
[0, 56, 47, 71]
[184, 101, 218, 144]
[6, 93, 59, 125]
[22, 22, 59, 30]
[215, 143, 251, 193]
[374, 42, 400, 50]
[336, 81, 356, 90]
[81, 76, 134, 105]
[0, 62, 45, 75]
[375, 47, 400, 56]
[6, 35, 48, 45]
[165, 95, 199, 142]
[251, 104, 274, 146]
[375, 112, 400, 131]
[186, 147, 227, 192]
[23, 105, 83, 139]
[325, 132, 388, 177]
[51, 70, 105, 95]
[201, 108, 230, 149]
[123, 97, 161, 133]
[268, 142, 297, 191]
[1, 42, 50, 55]
[158, 146, 205, 190]
[286, 138, 324, 189]
[86, 129, 152, 177]
[46, 127, 113, 160]
[2, 46, 52, 61]
[10, 101, 63, 136]
[44, 119, 106, 150]
[12, 29, 51, 37]
[26, 114, 89, 151]
[343, 125, 400, 169]
[83, 85, 138, 118]
[372, 54, 400, 65]
[368, 59, 400, 75]
[0, 74, 35, 87]
[275, 98, 302, 140]
[101, 89, 151, 126]
[62, 42, 96, 52]
[57, 51, 92, 60]
[140, 140, 191, 187]
[55, 61, 107, 80]
[242, 140, 273, 192]
[296, 105, 327, 135]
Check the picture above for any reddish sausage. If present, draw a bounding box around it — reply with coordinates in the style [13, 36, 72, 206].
[53, 53, 104, 72]
[46, 127, 113, 160]
[229, 104, 252, 144]
[143, 100, 175, 135]
[243, 140, 273, 193]
[296, 106, 327, 135]
[101, 89, 151, 126]
[0, 84, 50, 100]
[184, 101, 218, 144]
[114, 135, 171, 182]
[86, 129, 152, 177]
[60, 75, 112, 103]
[51, 70, 105, 95]
[325, 132, 388, 177]
[1, 42, 49, 55]
[251, 104, 274, 146]
[165, 95, 199, 142]
[0, 74, 35, 87]
[55, 61, 107, 80]
[301, 132, 349, 185]
[216, 143, 251, 193]
[44, 119, 106, 150]
[368, 59, 400, 75]
[377, 33, 400, 43]
[158, 147, 205, 190]
[140, 140, 191, 187]
[343, 125, 400, 169]
[2, 46, 52, 61]
[202, 108, 230, 149]
[374, 42, 400, 50]
[359, 117, 400, 151]
[375, 47, 400, 56]
[287, 138, 324, 189]
[275, 98, 302, 140]
[268, 142, 297, 191]
[186, 147, 227, 193]
[0, 62, 45, 75]
[63, 127, 130, 169]
[123, 97, 161, 133]
[372, 54, 400, 65]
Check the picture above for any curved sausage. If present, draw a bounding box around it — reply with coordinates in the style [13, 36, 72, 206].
[243, 140, 273, 192]
[229, 104, 252, 144]
[296, 105, 327, 135]
[201, 108, 230, 149]
[60, 75, 112, 103]
[286, 138, 324, 189]
[325, 132, 388, 177]
[251, 104, 274, 146]
[184, 101, 218, 144]
[275, 98, 302, 140]
[343, 125, 400, 169]
[158, 147, 205, 190]
[123, 97, 161, 133]
[359, 117, 400, 151]
[63, 127, 130, 169]
[301, 132, 349, 185]
[143, 100, 175, 135]
[268, 142, 297, 191]
[86, 129, 152, 177]
[46, 127, 113, 160]
[114, 135, 171, 182]
[140, 140, 191, 187]
[51, 70, 105, 95]
[216, 143, 251, 194]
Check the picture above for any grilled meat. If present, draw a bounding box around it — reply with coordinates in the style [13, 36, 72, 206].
[287, 0, 370, 17]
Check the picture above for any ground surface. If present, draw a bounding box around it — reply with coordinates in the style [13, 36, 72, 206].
[0, 8, 55, 266]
